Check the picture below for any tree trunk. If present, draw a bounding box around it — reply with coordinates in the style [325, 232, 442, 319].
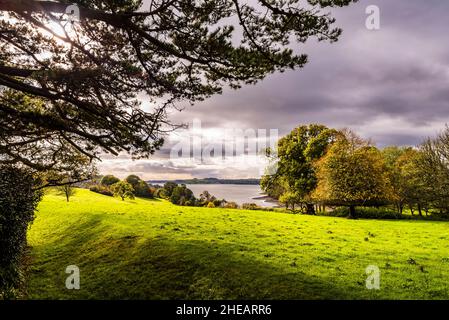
[306, 203, 316, 215]
[418, 203, 422, 217]
[399, 204, 403, 215]
[348, 205, 356, 219]
[66, 194, 69, 202]
[409, 205, 414, 215]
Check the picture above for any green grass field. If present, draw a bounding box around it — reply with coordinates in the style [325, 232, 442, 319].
[26, 188, 449, 299]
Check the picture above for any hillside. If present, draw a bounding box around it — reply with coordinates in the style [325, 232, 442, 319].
[27, 189, 449, 299]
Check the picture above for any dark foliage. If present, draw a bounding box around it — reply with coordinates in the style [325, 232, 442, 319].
[0, 166, 42, 299]
[89, 184, 113, 197]
[100, 175, 120, 186]
[125, 175, 153, 198]
[242, 203, 260, 210]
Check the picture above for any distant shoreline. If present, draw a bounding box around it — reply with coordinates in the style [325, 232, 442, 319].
[148, 178, 260, 185]
[252, 194, 281, 207]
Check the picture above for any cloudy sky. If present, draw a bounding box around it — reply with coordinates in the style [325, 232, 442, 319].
[98, 0, 449, 180]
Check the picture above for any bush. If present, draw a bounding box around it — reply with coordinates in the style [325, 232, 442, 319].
[100, 175, 120, 186]
[163, 182, 178, 197]
[89, 185, 113, 197]
[168, 185, 195, 205]
[125, 175, 153, 198]
[135, 180, 153, 198]
[0, 166, 42, 299]
[155, 188, 167, 199]
[242, 203, 260, 210]
[207, 202, 216, 208]
[224, 202, 239, 209]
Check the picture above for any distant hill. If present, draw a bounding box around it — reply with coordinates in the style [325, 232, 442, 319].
[149, 178, 260, 185]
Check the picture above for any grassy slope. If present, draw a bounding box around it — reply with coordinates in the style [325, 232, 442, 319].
[27, 188, 449, 299]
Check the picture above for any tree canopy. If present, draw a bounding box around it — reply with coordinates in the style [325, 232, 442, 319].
[0, 0, 355, 172]
[111, 180, 135, 200]
[313, 130, 391, 218]
[261, 124, 338, 214]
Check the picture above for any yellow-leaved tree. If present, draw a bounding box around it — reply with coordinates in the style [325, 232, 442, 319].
[313, 130, 392, 219]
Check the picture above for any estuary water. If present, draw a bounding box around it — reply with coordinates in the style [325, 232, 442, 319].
[186, 184, 278, 207]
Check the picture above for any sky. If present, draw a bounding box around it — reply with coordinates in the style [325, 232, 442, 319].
[98, 0, 449, 180]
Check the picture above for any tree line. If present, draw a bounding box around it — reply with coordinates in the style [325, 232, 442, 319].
[261, 124, 449, 218]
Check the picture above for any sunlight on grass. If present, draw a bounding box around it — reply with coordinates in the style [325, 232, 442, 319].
[27, 188, 449, 299]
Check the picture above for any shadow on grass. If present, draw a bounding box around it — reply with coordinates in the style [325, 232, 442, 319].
[28, 217, 352, 300]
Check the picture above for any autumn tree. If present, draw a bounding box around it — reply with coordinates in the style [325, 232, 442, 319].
[382, 146, 414, 214]
[262, 124, 338, 214]
[314, 130, 391, 219]
[396, 149, 430, 215]
[416, 127, 449, 214]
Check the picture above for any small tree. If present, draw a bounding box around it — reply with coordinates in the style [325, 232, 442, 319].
[199, 190, 216, 205]
[111, 181, 135, 201]
[207, 202, 216, 208]
[279, 190, 303, 212]
[57, 182, 76, 202]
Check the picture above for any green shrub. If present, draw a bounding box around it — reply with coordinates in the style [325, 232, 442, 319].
[155, 188, 167, 199]
[125, 175, 153, 198]
[89, 185, 113, 197]
[100, 175, 120, 186]
[169, 185, 195, 205]
[0, 166, 42, 299]
[184, 200, 194, 206]
[207, 202, 216, 208]
[242, 203, 260, 210]
[224, 202, 239, 209]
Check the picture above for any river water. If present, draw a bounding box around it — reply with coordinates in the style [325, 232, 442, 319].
[186, 184, 278, 207]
